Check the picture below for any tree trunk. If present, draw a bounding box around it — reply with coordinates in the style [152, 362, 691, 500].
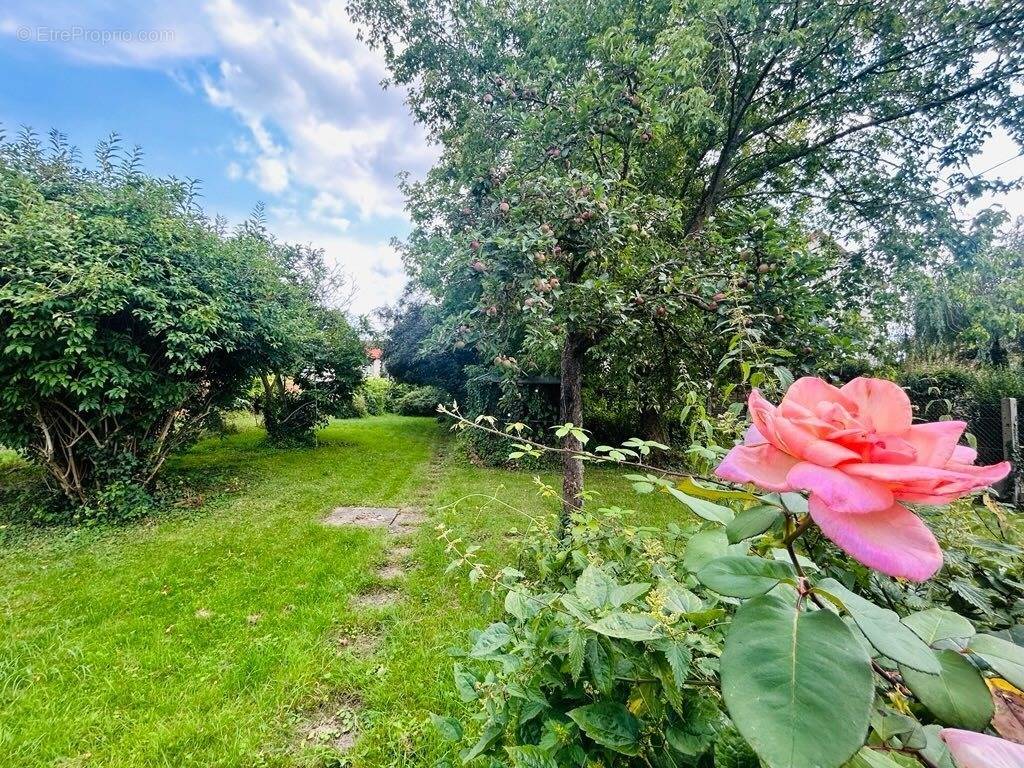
[639, 407, 667, 443]
[559, 331, 587, 531]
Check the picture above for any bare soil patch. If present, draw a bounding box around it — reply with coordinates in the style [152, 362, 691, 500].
[352, 587, 400, 609]
[299, 694, 363, 753]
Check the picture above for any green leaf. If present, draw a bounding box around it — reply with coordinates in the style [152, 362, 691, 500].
[659, 578, 704, 614]
[588, 612, 665, 641]
[429, 713, 464, 742]
[844, 748, 905, 768]
[968, 633, 1024, 690]
[505, 589, 538, 621]
[726, 504, 782, 543]
[902, 609, 975, 646]
[586, 637, 613, 694]
[470, 622, 512, 658]
[462, 721, 502, 762]
[653, 638, 692, 688]
[609, 582, 651, 608]
[900, 650, 993, 730]
[567, 702, 641, 755]
[506, 745, 558, 768]
[575, 564, 615, 609]
[697, 555, 796, 598]
[721, 593, 873, 768]
[919, 724, 956, 768]
[682, 528, 731, 573]
[817, 579, 941, 674]
[453, 663, 479, 702]
[666, 486, 734, 524]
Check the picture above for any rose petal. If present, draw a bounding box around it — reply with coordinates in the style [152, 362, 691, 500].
[906, 421, 967, 467]
[787, 463, 894, 513]
[940, 728, 1024, 768]
[774, 418, 862, 466]
[808, 497, 943, 581]
[744, 423, 767, 446]
[840, 377, 913, 435]
[748, 389, 781, 447]
[847, 460, 1011, 495]
[952, 445, 978, 464]
[716, 444, 799, 491]
[781, 377, 854, 418]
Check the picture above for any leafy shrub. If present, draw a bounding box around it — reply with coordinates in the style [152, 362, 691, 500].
[439, 410, 1024, 768]
[392, 385, 449, 416]
[358, 378, 395, 415]
[0, 130, 306, 521]
[262, 389, 326, 447]
[439, 504, 734, 766]
[335, 392, 370, 419]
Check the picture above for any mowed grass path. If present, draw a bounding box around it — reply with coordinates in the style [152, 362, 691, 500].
[0, 416, 686, 767]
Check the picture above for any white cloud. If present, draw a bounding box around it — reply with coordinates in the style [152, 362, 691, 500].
[0, 0, 434, 313]
[268, 215, 406, 315]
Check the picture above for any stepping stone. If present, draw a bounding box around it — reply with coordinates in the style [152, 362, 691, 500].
[389, 546, 413, 561]
[352, 588, 400, 609]
[389, 508, 427, 534]
[377, 564, 405, 580]
[323, 507, 401, 528]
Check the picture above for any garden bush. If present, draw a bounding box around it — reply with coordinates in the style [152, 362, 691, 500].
[358, 378, 395, 416]
[0, 130, 357, 520]
[391, 385, 450, 416]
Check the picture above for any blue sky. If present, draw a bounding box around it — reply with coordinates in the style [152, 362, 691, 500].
[0, 1, 437, 314]
[0, 2, 1021, 315]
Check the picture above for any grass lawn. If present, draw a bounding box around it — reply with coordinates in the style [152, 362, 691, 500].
[0, 415, 686, 768]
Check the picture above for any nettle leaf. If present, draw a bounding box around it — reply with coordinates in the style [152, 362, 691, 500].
[666, 485, 734, 524]
[453, 663, 479, 702]
[721, 593, 873, 768]
[659, 578, 704, 615]
[576, 564, 616, 609]
[462, 721, 503, 762]
[817, 579, 941, 674]
[588, 612, 665, 641]
[586, 637, 614, 694]
[726, 504, 782, 543]
[900, 650, 993, 730]
[429, 712, 463, 742]
[902, 609, 975, 646]
[506, 745, 558, 768]
[568, 702, 641, 755]
[968, 634, 1024, 690]
[471, 622, 513, 658]
[505, 589, 539, 621]
[609, 582, 651, 608]
[652, 638, 692, 688]
[697, 556, 796, 598]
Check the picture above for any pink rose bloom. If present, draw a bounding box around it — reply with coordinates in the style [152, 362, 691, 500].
[941, 729, 1024, 768]
[716, 377, 1011, 581]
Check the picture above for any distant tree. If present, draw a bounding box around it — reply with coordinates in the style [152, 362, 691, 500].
[379, 298, 476, 395]
[911, 214, 1024, 365]
[244, 234, 365, 446]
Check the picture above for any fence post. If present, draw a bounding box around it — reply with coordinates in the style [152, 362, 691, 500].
[1001, 397, 1021, 506]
